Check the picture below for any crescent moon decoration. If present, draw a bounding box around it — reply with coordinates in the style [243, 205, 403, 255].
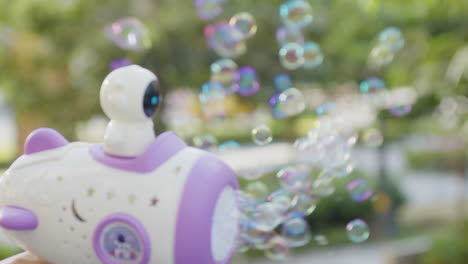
[71, 199, 86, 223]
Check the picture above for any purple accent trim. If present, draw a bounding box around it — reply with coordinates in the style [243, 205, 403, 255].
[90, 131, 187, 173]
[0, 206, 38, 230]
[93, 213, 151, 264]
[24, 128, 69, 155]
[175, 152, 239, 264]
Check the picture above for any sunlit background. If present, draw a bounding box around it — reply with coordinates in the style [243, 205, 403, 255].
[0, 0, 467, 263]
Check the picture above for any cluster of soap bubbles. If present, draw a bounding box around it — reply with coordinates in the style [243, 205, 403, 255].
[370, 27, 405, 67]
[359, 77, 413, 117]
[204, 12, 257, 58]
[277, 0, 324, 70]
[104, 17, 151, 51]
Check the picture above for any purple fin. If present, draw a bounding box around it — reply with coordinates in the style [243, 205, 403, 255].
[24, 128, 69, 155]
[0, 206, 38, 230]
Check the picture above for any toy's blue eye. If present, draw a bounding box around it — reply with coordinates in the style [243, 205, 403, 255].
[143, 80, 162, 117]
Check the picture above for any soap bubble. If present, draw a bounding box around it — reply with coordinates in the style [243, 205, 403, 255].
[267, 189, 293, 213]
[236, 190, 257, 216]
[236, 236, 251, 253]
[274, 88, 306, 117]
[110, 58, 132, 70]
[312, 174, 335, 197]
[229, 12, 257, 39]
[269, 93, 288, 119]
[210, 59, 238, 88]
[291, 193, 317, 216]
[346, 219, 370, 243]
[218, 140, 240, 152]
[279, 42, 305, 70]
[199, 81, 226, 103]
[279, 0, 313, 28]
[241, 220, 275, 245]
[276, 26, 304, 46]
[388, 104, 412, 117]
[246, 181, 269, 202]
[251, 125, 273, 145]
[192, 134, 217, 150]
[252, 202, 284, 231]
[274, 73, 293, 92]
[359, 77, 386, 94]
[276, 167, 311, 193]
[232, 66, 260, 96]
[378, 27, 404, 52]
[264, 236, 290, 261]
[362, 128, 383, 147]
[346, 178, 373, 202]
[314, 235, 328, 246]
[281, 217, 311, 247]
[195, 0, 222, 20]
[370, 44, 394, 66]
[204, 22, 246, 58]
[315, 102, 334, 116]
[302, 42, 324, 69]
[104, 17, 151, 51]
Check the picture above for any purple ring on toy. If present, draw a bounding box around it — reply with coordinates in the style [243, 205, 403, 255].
[93, 213, 151, 264]
[175, 152, 239, 264]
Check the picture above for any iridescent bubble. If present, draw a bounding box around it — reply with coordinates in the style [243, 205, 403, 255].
[274, 88, 306, 117]
[192, 134, 217, 150]
[251, 124, 273, 145]
[362, 128, 383, 147]
[199, 81, 226, 103]
[276, 167, 311, 193]
[291, 193, 317, 216]
[312, 175, 335, 197]
[388, 104, 412, 117]
[246, 181, 269, 202]
[269, 93, 288, 119]
[346, 219, 370, 243]
[232, 66, 260, 96]
[281, 217, 311, 247]
[236, 190, 257, 216]
[229, 12, 257, 39]
[240, 220, 275, 245]
[218, 140, 241, 152]
[314, 235, 328, 246]
[210, 59, 238, 88]
[195, 0, 223, 20]
[267, 189, 293, 213]
[276, 26, 304, 46]
[370, 44, 394, 66]
[265, 236, 290, 261]
[240, 169, 267, 181]
[302, 41, 324, 69]
[279, 0, 313, 28]
[315, 102, 334, 116]
[294, 136, 313, 151]
[104, 17, 151, 51]
[204, 22, 246, 58]
[236, 236, 251, 253]
[378, 27, 404, 52]
[279, 42, 305, 70]
[252, 202, 284, 231]
[274, 73, 293, 92]
[346, 178, 373, 202]
[359, 77, 386, 94]
[110, 58, 132, 70]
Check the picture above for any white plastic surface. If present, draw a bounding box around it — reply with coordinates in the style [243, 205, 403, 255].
[100, 65, 158, 157]
[0, 144, 204, 264]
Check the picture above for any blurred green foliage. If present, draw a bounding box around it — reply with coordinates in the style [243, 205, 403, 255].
[423, 220, 468, 264]
[0, 0, 467, 141]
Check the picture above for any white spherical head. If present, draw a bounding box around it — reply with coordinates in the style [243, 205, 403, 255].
[100, 65, 162, 122]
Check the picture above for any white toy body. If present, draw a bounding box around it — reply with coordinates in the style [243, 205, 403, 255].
[0, 65, 240, 264]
